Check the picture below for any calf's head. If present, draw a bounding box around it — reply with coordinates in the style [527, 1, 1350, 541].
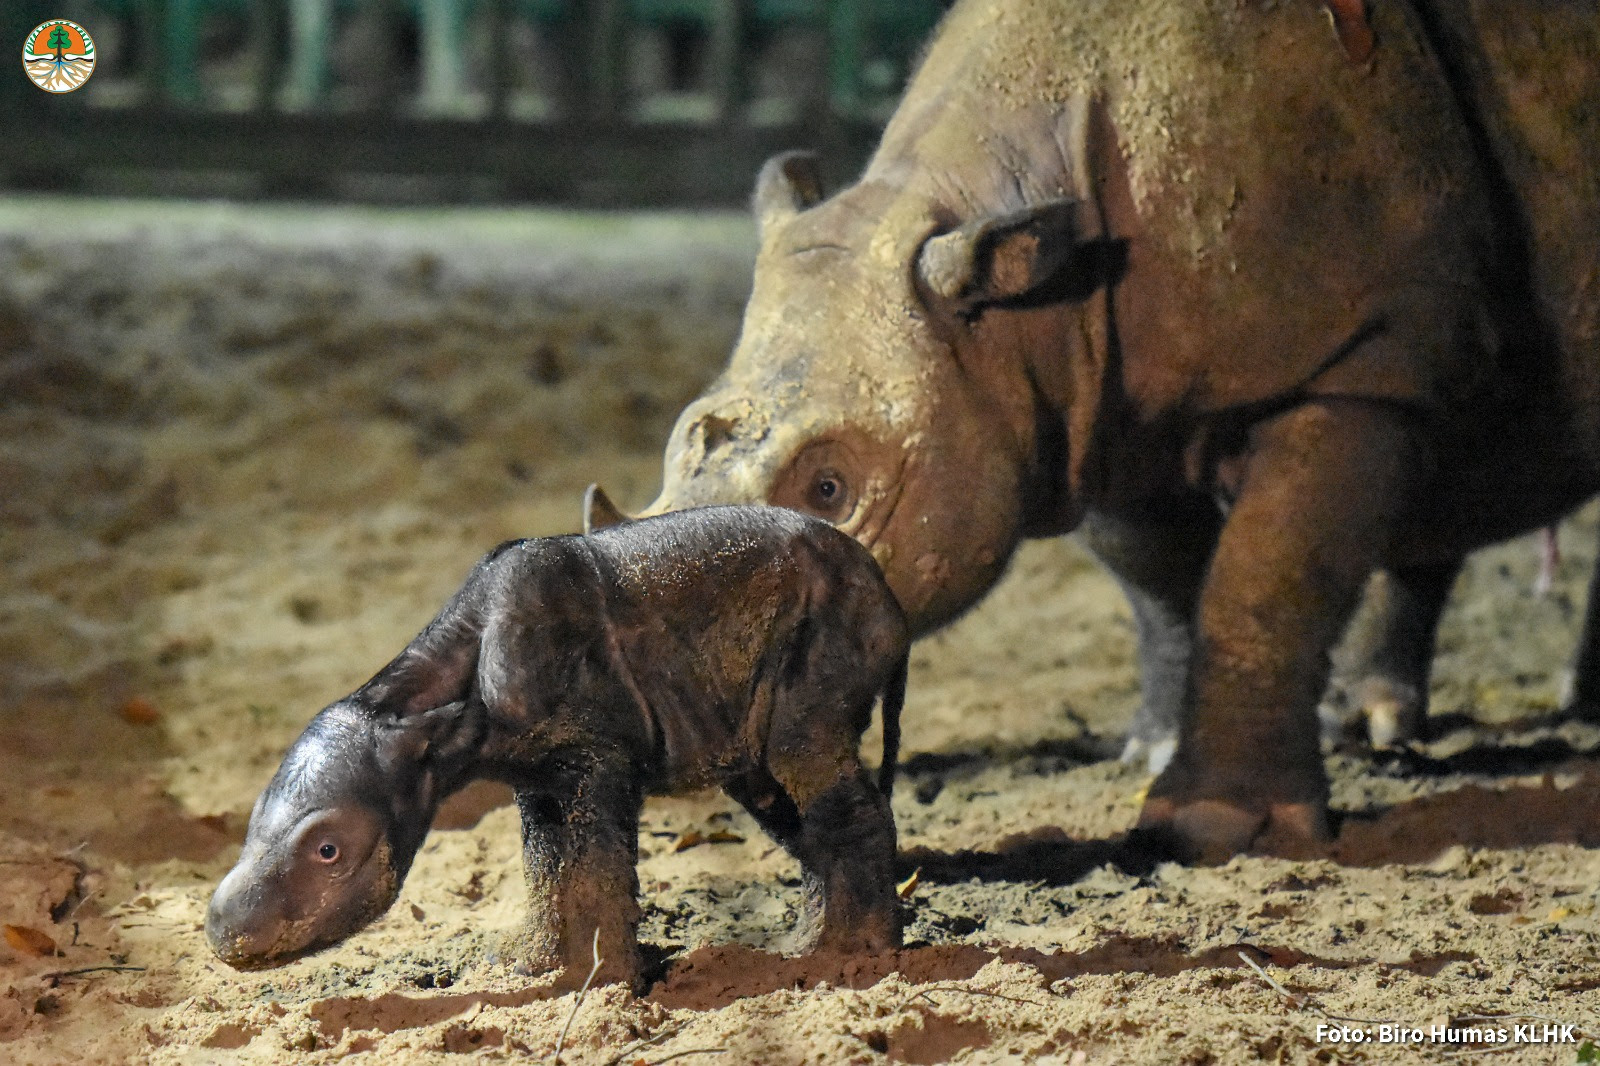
[206, 700, 468, 969]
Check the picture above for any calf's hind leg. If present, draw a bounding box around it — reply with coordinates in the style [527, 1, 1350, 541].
[756, 695, 900, 954]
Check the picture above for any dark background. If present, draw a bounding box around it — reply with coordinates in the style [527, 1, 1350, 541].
[3, 0, 953, 205]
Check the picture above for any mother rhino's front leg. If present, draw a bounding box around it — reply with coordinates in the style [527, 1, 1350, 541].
[1138, 399, 1422, 861]
[1078, 501, 1220, 775]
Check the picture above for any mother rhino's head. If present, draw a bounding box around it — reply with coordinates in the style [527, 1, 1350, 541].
[606, 152, 1090, 635]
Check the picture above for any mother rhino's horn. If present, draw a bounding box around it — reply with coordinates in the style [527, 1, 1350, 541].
[917, 198, 1083, 311]
[583, 484, 636, 534]
[753, 150, 826, 234]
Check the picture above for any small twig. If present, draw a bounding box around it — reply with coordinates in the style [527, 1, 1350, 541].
[1236, 951, 1394, 1027]
[44, 965, 146, 980]
[550, 928, 603, 1066]
[64, 888, 101, 922]
[898, 984, 1048, 1010]
[641, 1049, 727, 1065]
[603, 1025, 681, 1066]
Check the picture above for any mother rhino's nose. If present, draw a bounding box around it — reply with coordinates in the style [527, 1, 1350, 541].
[692, 411, 740, 452]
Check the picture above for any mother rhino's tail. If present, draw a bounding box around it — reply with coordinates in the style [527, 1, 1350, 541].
[878, 650, 910, 798]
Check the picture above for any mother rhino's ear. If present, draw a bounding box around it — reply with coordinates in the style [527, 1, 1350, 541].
[917, 199, 1083, 313]
[753, 150, 825, 235]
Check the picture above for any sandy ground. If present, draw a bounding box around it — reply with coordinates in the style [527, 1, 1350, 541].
[2, 197, 1598, 1066]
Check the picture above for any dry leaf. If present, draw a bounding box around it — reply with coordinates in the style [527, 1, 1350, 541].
[4, 924, 58, 957]
[671, 829, 745, 853]
[410, 903, 426, 921]
[1550, 906, 1573, 922]
[119, 697, 160, 726]
[897, 868, 921, 900]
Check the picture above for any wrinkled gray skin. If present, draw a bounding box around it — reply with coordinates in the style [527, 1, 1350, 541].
[616, 0, 1600, 860]
[208, 506, 909, 988]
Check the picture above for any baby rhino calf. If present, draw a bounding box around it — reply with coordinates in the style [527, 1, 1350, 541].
[206, 505, 909, 990]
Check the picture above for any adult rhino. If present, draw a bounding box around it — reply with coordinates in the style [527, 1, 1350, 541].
[593, 0, 1600, 860]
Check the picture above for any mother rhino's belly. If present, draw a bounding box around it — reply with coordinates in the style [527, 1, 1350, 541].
[1386, 426, 1600, 566]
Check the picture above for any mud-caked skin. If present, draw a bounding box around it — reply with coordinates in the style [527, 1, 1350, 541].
[206, 506, 910, 989]
[608, 0, 1600, 861]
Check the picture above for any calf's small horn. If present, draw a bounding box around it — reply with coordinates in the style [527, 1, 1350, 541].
[583, 484, 635, 534]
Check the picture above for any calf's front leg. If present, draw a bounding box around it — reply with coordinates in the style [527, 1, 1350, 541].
[506, 752, 645, 990]
[1139, 399, 1422, 861]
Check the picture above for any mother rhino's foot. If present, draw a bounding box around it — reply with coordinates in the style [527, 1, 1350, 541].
[1321, 562, 1460, 750]
[490, 923, 560, 977]
[1136, 792, 1330, 864]
[1137, 737, 1331, 865]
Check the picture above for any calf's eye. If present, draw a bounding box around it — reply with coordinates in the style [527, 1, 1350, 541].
[316, 842, 340, 863]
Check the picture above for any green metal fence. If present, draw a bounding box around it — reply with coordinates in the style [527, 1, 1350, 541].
[2, 0, 948, 204]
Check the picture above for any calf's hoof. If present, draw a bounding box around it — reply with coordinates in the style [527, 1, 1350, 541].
[545, 953, 645, 995]
[1136, 796, 1330, 864]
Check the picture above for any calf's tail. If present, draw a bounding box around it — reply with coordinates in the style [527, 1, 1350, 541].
[877, 650, 910, 798]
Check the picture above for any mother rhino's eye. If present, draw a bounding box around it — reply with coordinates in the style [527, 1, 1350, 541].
[807, 469, 849, 516]
[773, 440, 863, 523]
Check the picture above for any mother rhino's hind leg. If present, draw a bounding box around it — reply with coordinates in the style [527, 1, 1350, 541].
[1139, 399, 1422, 862]
[1559, 518, 1600, 721]
[1322, 560, 1461, 749]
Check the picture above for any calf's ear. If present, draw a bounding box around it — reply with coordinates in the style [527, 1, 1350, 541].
[753, 150, 825, 236]
[376, 701, 470, 773]
[917, 199, 1084, 312]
